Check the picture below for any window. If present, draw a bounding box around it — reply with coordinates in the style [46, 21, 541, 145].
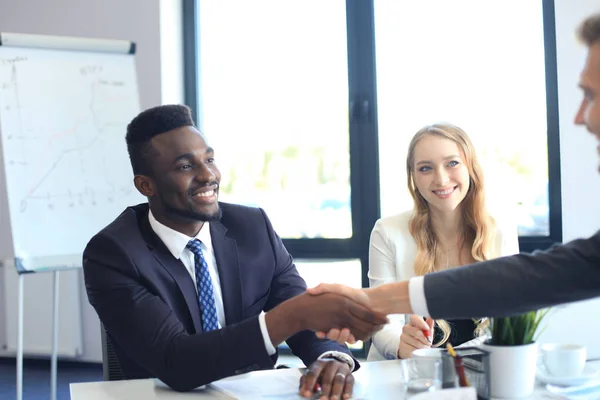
[374, 0, 554, 239]
[195, 0, 351, 239]
[183, 0, 560, 356]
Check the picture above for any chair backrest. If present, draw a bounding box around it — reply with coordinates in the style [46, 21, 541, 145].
[100, 323, 126, 381]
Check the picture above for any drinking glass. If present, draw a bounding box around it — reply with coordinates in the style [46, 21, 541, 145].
[401, 357, 443, 395]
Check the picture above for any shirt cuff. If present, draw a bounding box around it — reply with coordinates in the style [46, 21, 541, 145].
[258, 311, 277, 356]
[318, 351, 356, 371]
[408, 276, 431, 317]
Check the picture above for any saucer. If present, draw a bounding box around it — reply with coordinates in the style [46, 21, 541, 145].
[536, 363, 600, 386]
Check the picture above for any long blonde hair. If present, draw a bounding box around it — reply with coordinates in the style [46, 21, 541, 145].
[406, 123, 495, 345]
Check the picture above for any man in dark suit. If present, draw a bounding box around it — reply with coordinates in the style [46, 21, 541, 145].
[306, 12, 600, 343]
[83, 104, 386, 398]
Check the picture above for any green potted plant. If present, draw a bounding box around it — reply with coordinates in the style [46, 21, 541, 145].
[480, 309, 549, 398]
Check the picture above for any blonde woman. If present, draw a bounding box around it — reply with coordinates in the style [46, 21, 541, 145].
[367, 123, 519, 361]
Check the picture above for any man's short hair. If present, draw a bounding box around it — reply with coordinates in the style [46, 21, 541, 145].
[578, 13, 600, 47]
[125, 104, 196, 175]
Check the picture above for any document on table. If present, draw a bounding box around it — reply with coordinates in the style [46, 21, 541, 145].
[210, 368, 304, 399]
[210, 368, 369, 400]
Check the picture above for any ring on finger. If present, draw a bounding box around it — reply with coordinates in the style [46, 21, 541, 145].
[335, 372, 346, 379]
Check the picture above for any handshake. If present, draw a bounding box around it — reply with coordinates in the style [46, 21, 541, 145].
[267, 282, 411, 344]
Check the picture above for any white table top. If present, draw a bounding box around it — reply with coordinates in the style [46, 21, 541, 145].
[70, 359, 600, 400]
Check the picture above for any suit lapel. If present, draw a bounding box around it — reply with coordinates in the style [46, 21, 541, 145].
[139, 211, 203, 334]
[210, 222, 242, 325]
[151, 247, 203, 334]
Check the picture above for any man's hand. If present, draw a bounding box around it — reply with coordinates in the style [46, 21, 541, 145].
[307, 282, 413, 344]
[299, 359, 354, 400]
[307, 284, 378, 344]
[294, 292, 387, 339]
[265, 292, 388, 346]
[307, 282, 411, 317]
[307, 284, 370, 308]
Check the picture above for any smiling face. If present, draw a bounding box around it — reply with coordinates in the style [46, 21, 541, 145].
[134, 125, 221, 235]
[411, 134, 471, 215]
[575, 42, 600, 172]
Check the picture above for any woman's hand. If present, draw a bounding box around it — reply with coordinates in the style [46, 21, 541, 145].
[397, 315, 435, 359]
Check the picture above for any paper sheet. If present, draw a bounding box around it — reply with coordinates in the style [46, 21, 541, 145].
[210, 368, 304, 399]
[210, 368, 370, 400]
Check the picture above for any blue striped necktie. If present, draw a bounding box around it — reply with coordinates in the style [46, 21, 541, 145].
[186, 239, 219, 332]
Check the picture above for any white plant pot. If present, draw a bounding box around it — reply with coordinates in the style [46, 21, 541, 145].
[480, 341, 538, 398]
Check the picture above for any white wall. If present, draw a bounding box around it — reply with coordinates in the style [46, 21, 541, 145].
[0, 0, 163, 110]
[537, 0, 600, 360]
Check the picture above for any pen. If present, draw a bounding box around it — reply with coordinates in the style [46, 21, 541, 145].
[422, 329, 431, 342]
[446, 343, 470, 387]
[421, 317, 432, 342]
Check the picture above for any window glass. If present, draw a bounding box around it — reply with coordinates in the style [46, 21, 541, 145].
[197, 1, 352, 238]
[374, 0, 549, 235]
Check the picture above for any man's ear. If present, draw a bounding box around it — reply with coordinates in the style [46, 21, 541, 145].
[134, 174, 155, 197]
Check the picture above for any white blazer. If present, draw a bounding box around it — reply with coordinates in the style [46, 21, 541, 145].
[367, 210, 520, 361]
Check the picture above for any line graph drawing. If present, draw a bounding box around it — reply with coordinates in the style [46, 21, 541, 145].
[2, 59, 137, 212]
[0, 47, 142, 259]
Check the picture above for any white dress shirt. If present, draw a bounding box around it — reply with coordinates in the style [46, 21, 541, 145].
[367, 210, 520, 361]
[148, 210, 354, 369]
[149, 210, 227, 328]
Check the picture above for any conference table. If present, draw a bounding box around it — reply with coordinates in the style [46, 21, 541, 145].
[70, 359, 600, 399]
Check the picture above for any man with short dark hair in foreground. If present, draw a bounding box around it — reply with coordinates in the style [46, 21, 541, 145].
[83, 104, 386, 399]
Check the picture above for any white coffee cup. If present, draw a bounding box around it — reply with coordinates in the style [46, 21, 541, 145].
[541, 343, 586, 377]
[412, 348, 443, 359]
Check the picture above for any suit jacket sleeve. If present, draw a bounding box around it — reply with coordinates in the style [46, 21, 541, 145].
[84, 233, 274, 392]
[368, 218, 406, 359]
[454, 217, 521, 346]
[424, 231, 600, 319]
[257, 208, 356, 367]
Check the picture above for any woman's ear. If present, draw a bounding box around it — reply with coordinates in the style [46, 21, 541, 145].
[134, 175, 154, 197]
